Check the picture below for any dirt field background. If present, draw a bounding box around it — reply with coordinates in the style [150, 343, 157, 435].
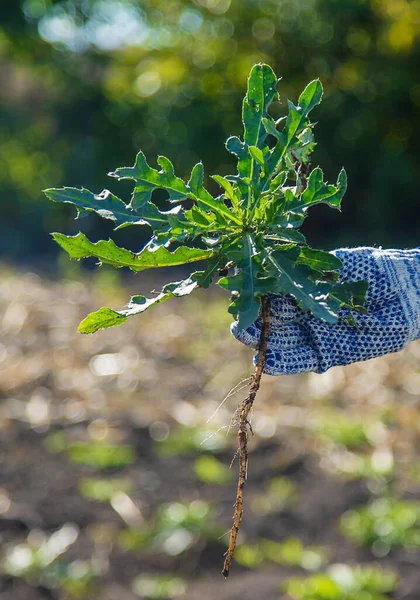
[0, 264, 419, 600]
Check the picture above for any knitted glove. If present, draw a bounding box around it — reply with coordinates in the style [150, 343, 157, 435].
[232, 247, 420, 375]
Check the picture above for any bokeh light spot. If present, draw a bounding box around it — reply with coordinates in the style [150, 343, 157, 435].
[134, 71, 162, 97]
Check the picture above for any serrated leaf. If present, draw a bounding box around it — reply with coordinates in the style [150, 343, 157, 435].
[219, 233, 268, 329]
[78, 308, 128, 334]
[192, 255, 227, 288]
[275, 211, 306, 230]
[225, 136, 247, 160]
[265, 249, 338, 323]
[299, 167, 347, 209]
[267, 79, 323, 176]
[78, 279, 198, 333]
[291, 127, 316, 163]
[243, 63, 279, 150]
[43, 187, 144, 229]
[298, 79, 323, 115]
[284, 80, 323, 147]
[298, 247, 343, 271]
[264, 228, 307, 244]
[187, 162, 219, 208]
[186, 163, 242, 225]
[233, 64, 279, 186]
[53, 232, 212, 271]
[269, 171, 288, 191]
[123, 279, 198, 317]
[259, 193, 286, 222]
[185, 206, 214, 227]
[110, 151, 189, 206]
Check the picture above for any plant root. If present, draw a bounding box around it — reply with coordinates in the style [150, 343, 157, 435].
[222, 295, 271, 578]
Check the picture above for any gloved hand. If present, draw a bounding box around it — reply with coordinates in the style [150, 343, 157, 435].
[232, 247, 420, 375]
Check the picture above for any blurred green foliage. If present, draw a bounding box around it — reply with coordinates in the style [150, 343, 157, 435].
[45, 431, 136, 468]
[284, 564, 398, 600]
[340, 497, 420, 556]
[250, 475, 297, 514]
[309, 410, 371, 448]
[78, 476, 132, 501]
[155, 423, 228, 456]
[1, 524, 96, 598]
[66, 441, 136, 468]
[131, 574, 187, 599]
[235, 536, 328, 570]
[1, 0, 419, 267]
[194, 454, 232, 484]
[118, 499, 221, 556]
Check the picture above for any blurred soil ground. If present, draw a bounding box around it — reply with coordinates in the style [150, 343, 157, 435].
[0, 265, 419, 599]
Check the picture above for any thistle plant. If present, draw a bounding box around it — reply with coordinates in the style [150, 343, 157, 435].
[44, 64, 366, 576]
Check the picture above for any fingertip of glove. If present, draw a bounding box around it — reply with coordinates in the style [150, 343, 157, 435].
[231, 321, 260, 348]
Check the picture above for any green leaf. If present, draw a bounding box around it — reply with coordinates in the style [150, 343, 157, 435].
[264, 228, 307, 244]
[211, 174, 242, 214]
[53, 232, 212, 271]
[248, 145, 265, 167]
[262, 117, 282, 140]
[243, 64, 279, 150]
[234, 64, 279, 185]
[284, 80, 323, 148]
[298, 79, 323, 117]
[211, 175, 236, 202]
[124, 279, 198, 316]
[43, 187, 144, 229]
[225, 135, 247, 160]
[78, 279, 198, 333]
[220, 233, 268, 329]
[298, 248, 343, 271]
[265, 249, 338, 323]
[269, 171, 288, 192]
[267, 79, 323, 175]
[291, 127, 316, 163]
[186, 163, 242, 226]
[299, 167, 347, 209]
[192, 255, 227, 288]
[329, 280, 369, 312]
[188, 162, 218, 208]
[185, 206, 215, 227]
[110, 151, 189, 206]
[78, 308, 128, 334]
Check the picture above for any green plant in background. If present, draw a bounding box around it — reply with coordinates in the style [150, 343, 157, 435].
[309, 411, 372, 449]
[131, 574, 187, 600]
[78, 477, 132, 502]
[340, 498, 420, 557]
[155, 423, 228, 457]
[235, 536, 328, 571]
[118, 500, 220, 558]
[284, 564, 398, 600]
[44, 63, 366, 575]
[250, 475, 297, 514]
[44, 432, 136, 470]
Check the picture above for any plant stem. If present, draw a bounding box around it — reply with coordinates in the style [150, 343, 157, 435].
[222, 295, 271, 578]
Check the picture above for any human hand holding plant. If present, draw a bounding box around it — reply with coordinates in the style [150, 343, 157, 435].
[234, 246, 420, 375]
[44, 63, 371, 575]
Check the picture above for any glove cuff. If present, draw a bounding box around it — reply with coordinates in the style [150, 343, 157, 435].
[374, 248, 420, 342]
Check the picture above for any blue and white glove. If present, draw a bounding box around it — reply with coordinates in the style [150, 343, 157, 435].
[232, 247, 420, 375]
